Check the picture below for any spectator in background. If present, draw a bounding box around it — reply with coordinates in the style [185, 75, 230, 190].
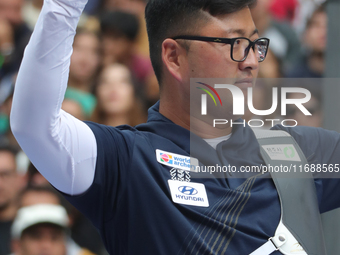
[0, 80, 21, 149]
[19, 186, 63, 208]
[0, 20, 15, 141]
[101, 0, 149, 57]
[102, 0, 146, 16]
[69, 30, 101, 94]
[285, 4, 327, 78]
[26, 163, 50, 188]
[66, 29, 101, 119]
[22, 0, 98, 31]
[91, 64, 147, 127]
[100, 10, 159, 106]
[269, 0, 299, 23]
[258, 49, 282, 79]
[293, 0, 326, 35]
[82, 0, 101, 16]
[0, 0, 32, 77]
[11, 204, 68, 255]
[0, 19, 14, 80]
[100, 11, 144, 75]
[0, 7, 28, 145]
[62, 99, 86, 121]
[251, 0, 302, 73]
[24, 169, 106, 255]
[0, 96, 11, 145]
[22, 0, 43, 31]
[0, 144, 25, 255]
[285, 93, 323, 127]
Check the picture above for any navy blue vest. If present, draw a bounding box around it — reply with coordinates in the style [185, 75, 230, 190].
[63, 102, 340, 255]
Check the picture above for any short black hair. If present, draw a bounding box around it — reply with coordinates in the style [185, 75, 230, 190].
[19, 184, 73, 215]
[145, 0, 257, 85]
[100, 11, 140, 41]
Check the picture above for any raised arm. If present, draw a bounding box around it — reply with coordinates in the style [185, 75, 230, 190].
[10, 0, 97, 195]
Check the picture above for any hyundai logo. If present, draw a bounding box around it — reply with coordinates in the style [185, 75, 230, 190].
[178, 186, 198, 195]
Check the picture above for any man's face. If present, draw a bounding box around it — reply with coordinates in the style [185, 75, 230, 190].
[184, 7, 259, 83]
[181, 7, 260, 122]
[16, 224, 66, 255]
[0, 151, 18, 212]
[0, 0, 23, 27]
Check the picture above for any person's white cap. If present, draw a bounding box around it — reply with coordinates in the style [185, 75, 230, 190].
[11, 204, 69, 239]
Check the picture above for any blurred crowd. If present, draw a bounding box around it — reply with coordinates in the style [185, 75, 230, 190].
[0, 0, 330, 254]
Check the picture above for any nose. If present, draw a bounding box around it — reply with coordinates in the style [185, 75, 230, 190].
[238, 47, 259, 71]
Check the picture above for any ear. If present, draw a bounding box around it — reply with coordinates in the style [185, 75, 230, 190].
[162, 39, 187, 82]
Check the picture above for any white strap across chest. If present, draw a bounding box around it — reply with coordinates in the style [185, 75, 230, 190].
[250, 236, 285, 255]
[250, 222, 307, 255]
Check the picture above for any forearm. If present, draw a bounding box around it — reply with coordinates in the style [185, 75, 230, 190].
[10, 0, 97, 195]
[12, 0, 85, 128]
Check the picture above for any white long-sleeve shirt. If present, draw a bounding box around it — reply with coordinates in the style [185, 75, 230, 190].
[10, 0, 97, 195]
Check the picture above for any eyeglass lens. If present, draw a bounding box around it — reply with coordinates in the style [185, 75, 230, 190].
[232, 38, 268, 62]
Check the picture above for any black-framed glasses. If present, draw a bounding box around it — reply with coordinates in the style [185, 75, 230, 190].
[172, 35, 270, 63]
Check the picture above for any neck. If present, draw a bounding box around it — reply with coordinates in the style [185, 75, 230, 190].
[0, 202, 17, 221]
[105, 113, 130, 127]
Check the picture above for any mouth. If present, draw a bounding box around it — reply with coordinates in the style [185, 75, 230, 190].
[234, 78, 254, 89]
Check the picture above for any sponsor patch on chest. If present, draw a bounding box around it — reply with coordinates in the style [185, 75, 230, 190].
[168, 180, 209, 207]
[156, 149, 199, 171]
[170, 168, 191, 182]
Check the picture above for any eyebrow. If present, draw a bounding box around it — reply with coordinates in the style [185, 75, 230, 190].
[225, 28, 259, 37]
